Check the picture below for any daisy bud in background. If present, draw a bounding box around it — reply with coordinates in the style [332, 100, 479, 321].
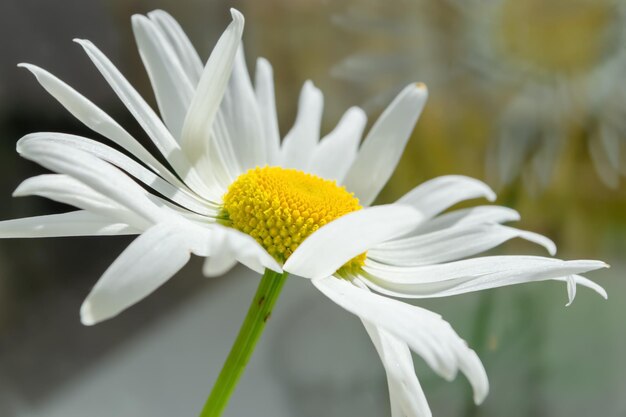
[0, 8, 608, 417]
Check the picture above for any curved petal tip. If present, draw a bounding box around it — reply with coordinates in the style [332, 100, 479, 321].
[230, 8, 244, 24]
[80, 301, 98, 326]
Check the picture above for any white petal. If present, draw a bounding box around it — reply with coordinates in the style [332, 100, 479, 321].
[18, 133, 216, 216]
[73, 40, 176, 161]
[280, 81, 324, 170]
[14, 174, 148, 228]
[0, 211, 138, 238]
[147, 10, 203, 85]
[362, 256, 608, 299]
[18, 141, 166, 224]
[565, 275, 577, 307]
[370, 224, 556, 266]
[554, 274, 608, 303]
[18, 64, 188, 191]
[343, 83, 428, 206]
[180, 9, 243, 165]
[353, 275, 432, 417]
[218, 45, 269, 171]
[255, 57, 281, 165]
[313, 276, 489, 403]
[132, 14, 195, 138]
[413, 205, 520, 235]
[362, 321, 432, 417]
[75, 38, 214, 198]
[284, 204, 422, 279]
[80, 222, 195, 325]
[202, 224, 281, 277]
[396, 176, 496, 221]
[308, 106, 367, 183]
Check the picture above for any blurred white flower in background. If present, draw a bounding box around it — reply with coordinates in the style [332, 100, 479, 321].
[333, 0, 626, 192]
[454, 0, 626, 191]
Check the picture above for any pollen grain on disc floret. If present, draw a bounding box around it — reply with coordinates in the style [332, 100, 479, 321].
[221, 166, 366, 272]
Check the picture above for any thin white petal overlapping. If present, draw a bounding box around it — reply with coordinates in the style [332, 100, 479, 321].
[18, 141, 166, 226]
[13, 174, 146, 228]
[254, 57, 281, 165]
[146, 10, 203, 84]
[362, 320, 432, 417]
[218, 46, 269, 172]
[74, 41, 183, 164]
[308, 106, 368, 183]
[361, 256, 608, 299]
[0, 211, 138, 238]
[18, 64, 190, 192]
[343, 83, 428, 206]
[18, 133, 215, 216]
[369, 223, 556, 266]
[280, 81, 324, 171]
[132, 13, 195, 138]
[313, 276, 489, 403]
[180, 9, 243, 186]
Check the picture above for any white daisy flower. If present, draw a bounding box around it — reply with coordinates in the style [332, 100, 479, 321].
[1, 8, 608, 417]
[453, 0, 626, 190]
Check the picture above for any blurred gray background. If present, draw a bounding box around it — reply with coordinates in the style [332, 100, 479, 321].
[0, 0, 624, 416]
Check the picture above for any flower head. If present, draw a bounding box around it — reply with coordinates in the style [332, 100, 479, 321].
[1, 8, 607, 417]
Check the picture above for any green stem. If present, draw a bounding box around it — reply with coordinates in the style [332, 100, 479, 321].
[199, 269, 288, 417]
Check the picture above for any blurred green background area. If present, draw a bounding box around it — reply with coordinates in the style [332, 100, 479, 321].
[0, 0, 624, 416]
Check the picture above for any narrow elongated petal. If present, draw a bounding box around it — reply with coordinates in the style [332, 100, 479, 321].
[18, 141, 166, 224]
[308, 106, 367, 183]
[396, 175, 496, 220]
[147, 10, 203, 85]
[132, 14, 195, 138]
[362, 256, 608, 299]
[180, 9, 243, 163]
[343, 83, 428, 206]
[363, 321, 432, 417]
[370, 224, 556, 266]
[14, 174, 148, 228]
[80, 222, 195, 325]
[75, 38, 215, 198]
[413, 205, 520, 235]
[554, 275, 608, 304]
[255, 57, 281, 165]
[18, 64, 188, 190]
[284, 205, 422, 279]
[0, 211, 138, 238]
[74, 40, 178, 161]
[218, 46, 269, 171]
[356, 278, 433, 417]
[202, 225, 281, 277]
[18, 133, 215, 216]
[313, 276, 489, 403]
[280, 81, 324, 170]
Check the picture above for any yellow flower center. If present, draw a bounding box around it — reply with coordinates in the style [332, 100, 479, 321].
[221, 166, 366, 273]
[499, 0, 615, 75]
